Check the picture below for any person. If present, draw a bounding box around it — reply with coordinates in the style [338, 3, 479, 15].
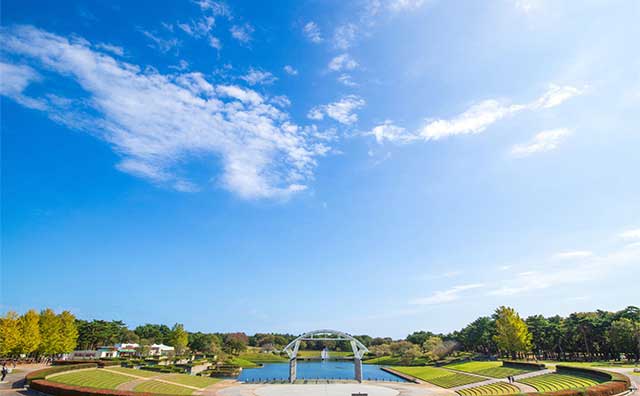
[1, 364, 8, 382]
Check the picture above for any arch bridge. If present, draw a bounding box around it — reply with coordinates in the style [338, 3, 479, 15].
[282, 329, 369, 383]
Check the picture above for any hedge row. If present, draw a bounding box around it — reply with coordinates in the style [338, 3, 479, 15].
[556, 365, 630, 385]
[53, 360, 122, 367]
[30, 379, 184, 396]
[26, 363, 98, 384]
[503, 360, 546, 370]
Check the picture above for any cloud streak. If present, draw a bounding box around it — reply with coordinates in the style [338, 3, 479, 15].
[1, 25, 333, 199]
[410, 283, 484, 305]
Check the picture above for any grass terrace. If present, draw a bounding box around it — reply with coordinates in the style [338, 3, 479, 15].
[518, 373, 605, 392]
[238, 352, 288, 363]
[162, 373, 220, 388]
[228, 357, 260, 368]
[104, 366, 159, 378]
[133, 380, 194, 395]
[391, 366, 485, 388]
[456, 382, 520, 396]
[446, 361, 532, 378]
[48, 369, 133, 390]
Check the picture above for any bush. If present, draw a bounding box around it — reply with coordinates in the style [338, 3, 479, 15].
[26, 363, 98, 384]
[30, 379, 185, 396]
[52, 360, 122, 368]
[503, 360, 546, 370]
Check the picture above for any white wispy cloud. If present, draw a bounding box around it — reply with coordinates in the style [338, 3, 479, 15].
[511, 128, 572, 157]
[552, 250, 594, 260]
[283, 65, 298, 76]
[95, 43, 124, 56]
[139, 30, 180, 53]
[307, 95, 365, 125]
[328, 53, 358, 72]
[489, 241, 639, 296]
[240, 68, 277, 86]
[366, 121, 408, 143]
[303, 21, 323, 43]
[333, 23, 357, 50]
[410, 283, 484, 305]
[337, 74, 357, 87]
[620, 228, 640, 241]
[387, 0, 427, 12]
[208, 36, 222, 50]
[230, 23, 254, 43]
[1, 25, 333, 200]
[177, 16, 215, 38]
[366, 85, 583, 144]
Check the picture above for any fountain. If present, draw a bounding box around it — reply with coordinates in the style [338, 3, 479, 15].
[321, 347, 329, 360]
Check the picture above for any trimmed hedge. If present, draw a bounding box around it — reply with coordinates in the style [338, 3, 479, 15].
[30, 379, 184, 396]
[53, 360, 122, 367]
[503, 360, 546, 370]
[26, 363, 98, 384]
[556, 365, 629, 385]
[524, 380, 629, 396]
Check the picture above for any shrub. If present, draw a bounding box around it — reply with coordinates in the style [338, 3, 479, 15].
[26, 364, 98, 384]
[30, 379, 185, 396]
[503, 360, 546, 370]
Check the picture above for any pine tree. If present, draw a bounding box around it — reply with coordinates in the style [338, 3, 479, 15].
[38, 308, 63, 356]
[0, 311, 21, 356]
[59, 311, 78, 353]
[169, 323, 189, 355]
[493, 306, 532, 359]
[18, 310, 41, 356]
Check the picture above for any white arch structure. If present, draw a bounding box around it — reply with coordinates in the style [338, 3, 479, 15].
[282, 329, 369, 383]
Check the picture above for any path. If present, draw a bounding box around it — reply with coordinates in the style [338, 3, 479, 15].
[0, 364, 48, 396]
[216, 381, 456, 396]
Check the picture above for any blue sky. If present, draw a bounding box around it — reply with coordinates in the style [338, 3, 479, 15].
[1, 0, 639, 338]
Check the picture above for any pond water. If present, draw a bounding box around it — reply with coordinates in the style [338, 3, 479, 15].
[237, 361, 407, 382]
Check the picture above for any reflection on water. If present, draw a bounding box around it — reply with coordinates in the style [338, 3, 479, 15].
[237, 361, 407, 382]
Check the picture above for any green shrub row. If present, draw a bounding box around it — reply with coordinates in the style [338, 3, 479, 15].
[53, 360, 121, 367]
[26, 363, 98, 384]
[503, 360, 546, 370]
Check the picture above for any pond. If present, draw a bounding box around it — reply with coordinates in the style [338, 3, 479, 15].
[237, 361, 407, 382]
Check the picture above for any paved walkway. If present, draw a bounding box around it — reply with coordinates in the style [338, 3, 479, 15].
[0, 364, 48, 396]
[216, 382, 456, 396]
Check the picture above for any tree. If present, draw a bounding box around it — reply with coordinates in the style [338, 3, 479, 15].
[189, 332, 221, 354]
[493, 306, 532, 359]
[17, 310, 41, 356]
[0, 311, 21, 356]
[59, 311, 78, 353]
[407, 331, 435, 346]
[134, 324, 171, 344]
[223, 333, 248, 355]
[168, 323, 188, 355]
[39, 308, 63, 356]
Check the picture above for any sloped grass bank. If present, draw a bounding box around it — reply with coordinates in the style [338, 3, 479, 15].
[446, 361, 532, 378]
[48, 369, 133, 390]
[391, 366, 484, 388]
[457, 382, 520, 396]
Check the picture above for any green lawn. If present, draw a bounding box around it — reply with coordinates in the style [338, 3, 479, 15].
[49, 369, 134, 390]
[296, 350, 352, 357]
[134, 380, 194, 395]
[162, 374, 220, 388]
[518, 373, 605, 392]
[105, 366, 159, 378]
[457, 382, 520, 396]
[364, 356, 429, 366]
[238, 352, 288, 363]
[392, 366, 484, 388]
[538, 360, 639, 369]
[228, 357, 260, 368]
[446, 361, 531, 378]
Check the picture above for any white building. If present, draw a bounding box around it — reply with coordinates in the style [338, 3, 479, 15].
[149, 343, 175, 356]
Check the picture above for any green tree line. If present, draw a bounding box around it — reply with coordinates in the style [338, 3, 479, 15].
[0, 309, 78, 358]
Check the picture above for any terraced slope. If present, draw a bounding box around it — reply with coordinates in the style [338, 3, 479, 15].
[133, 380, 194, 395]
[105, 366, 158, 378]
[457, 382, 520, 396]
[48, 369, 133, 390]
[518, 373, 605, 392]
[392, 366, 485, 388]
[162, 373, 220, 388]
[446, 361, 531, 378]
